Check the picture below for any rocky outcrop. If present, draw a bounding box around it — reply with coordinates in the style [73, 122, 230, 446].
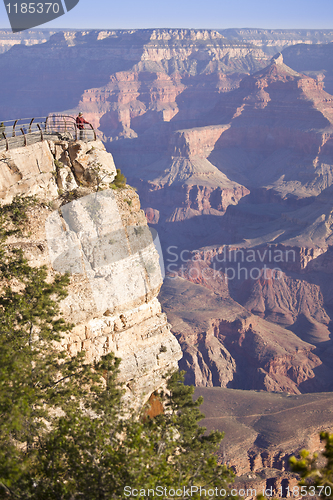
[0, 28, 57, 54]
[0, 141, 58, 203]
[159, 277, 333, 393]
[0, 139, 182, 408]
[196, 385, 333, 481]
[0, 29, 269, 125]
[169, 125, 230, 158]
[135, 156, 250, 223]
[208, 54, 333, 163]
[220, 28, 333, 56]
[0, 139, 117, 203]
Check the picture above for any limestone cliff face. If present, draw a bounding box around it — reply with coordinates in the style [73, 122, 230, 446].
[220, 28, 333, 56]
[169, 125, 230, 158]
[0, 139, 182, 407]
[0, 28, 57, 54]
[0, 141, 58, 203]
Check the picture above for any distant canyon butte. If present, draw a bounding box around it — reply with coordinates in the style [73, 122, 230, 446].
[2, 28, 333, 399]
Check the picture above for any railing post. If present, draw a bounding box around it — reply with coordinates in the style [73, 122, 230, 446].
[2, 132, 9, 151]
[12, 119, 18, 137]
[1, 115, 97, 148]
[89, 123, 96, 141]
[20, 128, 27, 146]
[37, 123, 44, 141]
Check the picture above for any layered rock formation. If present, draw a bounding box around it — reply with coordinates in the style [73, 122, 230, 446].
[160, 277, 333, 393]
[147, 55, 333, 391]
[0, 28, 57, 54]
[220, 28, 333, 56]
[196, 386, 333, 476]
[0, 138, 182, 407]
[0, 29, 269, 124]
[207, 53, 333, 194]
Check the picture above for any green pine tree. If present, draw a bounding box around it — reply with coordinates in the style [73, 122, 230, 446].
[290, 432, 333, 498]
[0, 196, 108, 498]
[31, 372, 234, 499]
[110, 168, 126, 189]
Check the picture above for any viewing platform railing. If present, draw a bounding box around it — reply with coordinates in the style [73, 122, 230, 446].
[0, 115, 97, 152]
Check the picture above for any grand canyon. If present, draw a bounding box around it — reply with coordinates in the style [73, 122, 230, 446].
[1, 27, 333, 493]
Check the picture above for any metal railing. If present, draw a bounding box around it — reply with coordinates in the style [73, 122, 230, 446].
[0, 115, 97, 152]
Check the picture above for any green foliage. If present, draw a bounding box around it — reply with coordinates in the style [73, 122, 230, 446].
[88, 162, 112, 192]
[54, 159, 64, 169]
[0, 198, 233, 499]
[144, 371, 234, 494]
[0, 198, 107, 498]
[110, 168, 127, 190]
[290, 432, 333, 498]
[0, 195, 37, 229]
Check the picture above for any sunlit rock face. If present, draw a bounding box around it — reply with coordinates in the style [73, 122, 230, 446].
[0, 139, 182, 408]
[0, 141, 58, 203]
[45, 189, 181, 406]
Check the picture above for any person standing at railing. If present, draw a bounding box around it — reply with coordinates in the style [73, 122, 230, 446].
[76, 112, 89, 140]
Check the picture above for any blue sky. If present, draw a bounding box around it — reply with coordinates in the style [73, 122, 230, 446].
[1, 0, 333, 30]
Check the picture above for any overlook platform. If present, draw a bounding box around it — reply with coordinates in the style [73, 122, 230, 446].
[0, 115, 96, 152]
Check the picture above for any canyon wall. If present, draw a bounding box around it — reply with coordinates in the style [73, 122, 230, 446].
[0, 138, 182, 408]
[0, 29, 269, 124]
[0, 28, 58, 53]
[220, 28, 333, 55]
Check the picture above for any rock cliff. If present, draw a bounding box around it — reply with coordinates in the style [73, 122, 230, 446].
[0, 28, 57, 53]
[0, 138, 182, 408]
[160, 277, 333, 393]
[196, 386, 333, 477]
[220, 28, 333, 56]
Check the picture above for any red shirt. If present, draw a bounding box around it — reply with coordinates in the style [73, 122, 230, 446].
[76, 116, 89, 129]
